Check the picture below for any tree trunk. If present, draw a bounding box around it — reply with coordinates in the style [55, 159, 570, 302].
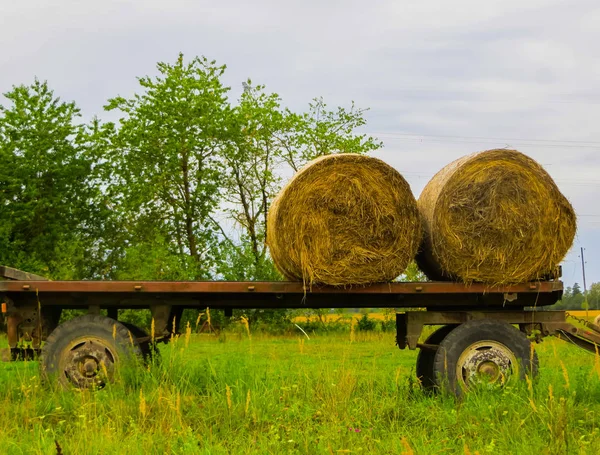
[181, 151, 199, 261]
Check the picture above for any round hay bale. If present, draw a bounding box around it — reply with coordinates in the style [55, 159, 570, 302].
[267, 154, 422, 286]
[594, 314, 600, 329]
[416, 149, 576, 285]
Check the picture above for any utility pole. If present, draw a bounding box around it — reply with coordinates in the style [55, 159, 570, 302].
[580, 247, 589, 313]
[581, 247, 588, 295]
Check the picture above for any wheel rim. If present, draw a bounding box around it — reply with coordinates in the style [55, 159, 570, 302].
[456, 340, 518, 390]
[60, 337, 117, 389]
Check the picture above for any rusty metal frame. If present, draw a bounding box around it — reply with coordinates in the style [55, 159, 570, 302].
[396, 310, 569, 350]
[396, 309, 600, 357]
[6, 265, 599, 368]
[539, 321, 600, 353]
[0, 279, 562, 295]
[0, 267, 569, 361]
[0, 295, 62, 360]
[0, 279, 563, 311]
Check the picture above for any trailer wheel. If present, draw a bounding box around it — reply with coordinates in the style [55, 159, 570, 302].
[416, 325, 456, 389]
[41, 315, 143, 389]
[433, 320, 538, 395]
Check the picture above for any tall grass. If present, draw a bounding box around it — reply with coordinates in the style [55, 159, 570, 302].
[1, 330, 599, 454]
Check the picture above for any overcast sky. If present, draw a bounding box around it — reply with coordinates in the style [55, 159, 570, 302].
[1, 0, 599, 288]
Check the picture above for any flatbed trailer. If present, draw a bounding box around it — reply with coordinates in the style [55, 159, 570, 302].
[1, 265, 599, 394]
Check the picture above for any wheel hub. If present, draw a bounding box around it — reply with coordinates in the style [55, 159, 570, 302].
[62, 339, 117, 389]
[457, 340, 517, 389]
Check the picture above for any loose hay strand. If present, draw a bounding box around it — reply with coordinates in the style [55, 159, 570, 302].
[267, 153, 422, 286]
[417, 149, 576, 285]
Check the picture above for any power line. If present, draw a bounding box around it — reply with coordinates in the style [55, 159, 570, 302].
[370, 90, 600, 105]
[383, 139, 599, 150]
[371, 134, 600, 150]
[370, 132, 600, 145]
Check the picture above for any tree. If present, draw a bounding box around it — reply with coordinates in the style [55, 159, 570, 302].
[282, 97, 383, 172]
[218, 83, 287, 280]
[0, 80, 96, 278]
[104, 54, 231, 280]
[0, 55, 385, 287]
[219, 84, 383, 281]
[399, 262, 427, 282]
[587, 282, 600, 310]
[216, 83, 384, 326]
[551, 283, 586, 310]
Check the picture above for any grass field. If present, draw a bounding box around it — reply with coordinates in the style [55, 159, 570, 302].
[1, 328, 600, 454]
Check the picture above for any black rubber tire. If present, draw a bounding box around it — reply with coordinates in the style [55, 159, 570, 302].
[41, 314, 143, 389]
[433, 319, 539, 396]
[416, 325, 456, 389]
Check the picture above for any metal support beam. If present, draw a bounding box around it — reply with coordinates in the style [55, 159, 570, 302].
[107, 308, 118, 321]
[396, 310, 569, 350]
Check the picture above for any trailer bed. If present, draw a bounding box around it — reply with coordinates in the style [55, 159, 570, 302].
[0, 272, 563, 310]
[3, 265, 600, 394]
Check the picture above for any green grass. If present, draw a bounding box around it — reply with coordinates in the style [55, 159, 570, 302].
[1, 330, 600, 454]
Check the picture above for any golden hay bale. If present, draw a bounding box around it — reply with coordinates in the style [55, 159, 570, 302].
[267, 154, 422, 286]
[417, 149, 576, 284]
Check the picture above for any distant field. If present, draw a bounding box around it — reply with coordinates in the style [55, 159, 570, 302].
[294, 309, 600, 324]
[1, 330, 600, 454]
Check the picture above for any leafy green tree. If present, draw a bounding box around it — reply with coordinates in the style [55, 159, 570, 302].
[218, 84, 384, 326]
[570, 283, 586, 310]
[400, 262, 427, 282]
[104, 54, 231, 280]
[218, 83, 287, 280]
[282, 97, 383, 172]
[587, 282, 599, 310]
[220, 84, 383, 281]
[0, 80, 96, 279]
[552, 283, 586, 310]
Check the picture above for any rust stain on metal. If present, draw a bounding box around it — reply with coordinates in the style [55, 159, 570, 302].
[0, 280, 562, 295]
